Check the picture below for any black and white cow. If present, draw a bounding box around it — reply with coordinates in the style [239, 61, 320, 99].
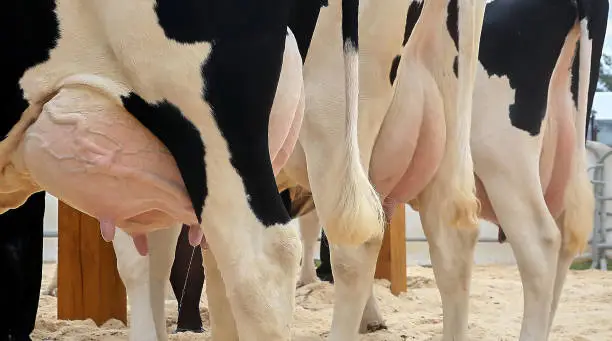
[278, 0, 488, 338]
[296, 0, 608, 340]
[102, 0, 486, 340]
[0, 0, 388, 340]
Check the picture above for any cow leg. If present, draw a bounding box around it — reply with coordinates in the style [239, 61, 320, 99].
[202, 248, 238, 341]
[114, 226, 181, 341]
[359, 289, 386, 333]
[297, 211, 321, 287]
[201, 218, 301, 340]
[356, 202, 401, 334]
[478, 168, 560, 341]
[547, 161, 594, 337]
[543, 213, 574, 339]
[45, 264, 58, 297]
[418, 191, 479, 341]
[147, 226, 182, 340]
[114, 229, 157, 341]
[197, 150, 302, 341]
[193, 140, 301, 340]
[317, 230, 334, 283]
[170, 225, 205, 333]
[327, 236, 383, 340]
[191, 35, 301, 338]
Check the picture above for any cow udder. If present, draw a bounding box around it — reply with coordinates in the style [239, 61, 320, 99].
[12, 85, 198, 235]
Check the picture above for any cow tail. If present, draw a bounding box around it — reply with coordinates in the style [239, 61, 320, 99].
[442, 0, 484, 230]
[559, 0, 602, 255]
[575, 0, 594, 143]
[321, 0, 385, 245]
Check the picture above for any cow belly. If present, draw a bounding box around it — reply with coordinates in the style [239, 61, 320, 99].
[14, 86, 198, 235]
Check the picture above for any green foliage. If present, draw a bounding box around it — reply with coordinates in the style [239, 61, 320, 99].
[570, 257, 612, 270]
[598, 54, 612, 92]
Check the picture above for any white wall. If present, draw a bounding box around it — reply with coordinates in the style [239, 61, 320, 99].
[404, 206, 516, 266]
[43, 194, 58, 263]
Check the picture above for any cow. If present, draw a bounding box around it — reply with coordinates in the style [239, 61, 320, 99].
[278, 0, 486, 338]
[0, 0, 384, 340]
[296, 0, 609, 340]
[101, 0, 486, 339]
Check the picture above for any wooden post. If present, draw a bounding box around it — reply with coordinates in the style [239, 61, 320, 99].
[57, 201, 127, 326]
[375, 203, 407, 295]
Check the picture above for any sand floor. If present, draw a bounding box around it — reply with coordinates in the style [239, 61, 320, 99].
[32, 264, 612, 341]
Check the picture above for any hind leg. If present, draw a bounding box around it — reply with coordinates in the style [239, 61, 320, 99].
[297, 211, 321, 287]
[478, 163, 560, 341]
[147, 225, 182, 340]
[418, 188, 479, 341]
[205, 220, 301, 340]
[170, 225, 205, 333]
[359, 289, 386, 333]
[547, 163, 594, 337]
[327, 235, 383, 340]
[356, 202, 402, 334]
[114, 225, 181, 341]
[114, 229, 157, 341]
[317, 230, 334, 282]
[203, 248, 239, 341]
[45, 267, 58, 297]
[544, 213, 575, 339]
[198, 128, 302, 341]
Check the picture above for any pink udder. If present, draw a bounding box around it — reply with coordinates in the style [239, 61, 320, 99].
[18, 86, 198, 242]
[370, 86, 446, 203]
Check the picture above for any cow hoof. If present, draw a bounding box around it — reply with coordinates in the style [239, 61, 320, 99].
[359, 321, 387, 334]
[295, 275, 320, 288]
[316, 271, 334, 284]
[173, 327, 205, 334]
[297, 277, 320, 288]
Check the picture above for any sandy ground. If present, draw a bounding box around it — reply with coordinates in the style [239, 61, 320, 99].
[32, 264, 612, 341]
